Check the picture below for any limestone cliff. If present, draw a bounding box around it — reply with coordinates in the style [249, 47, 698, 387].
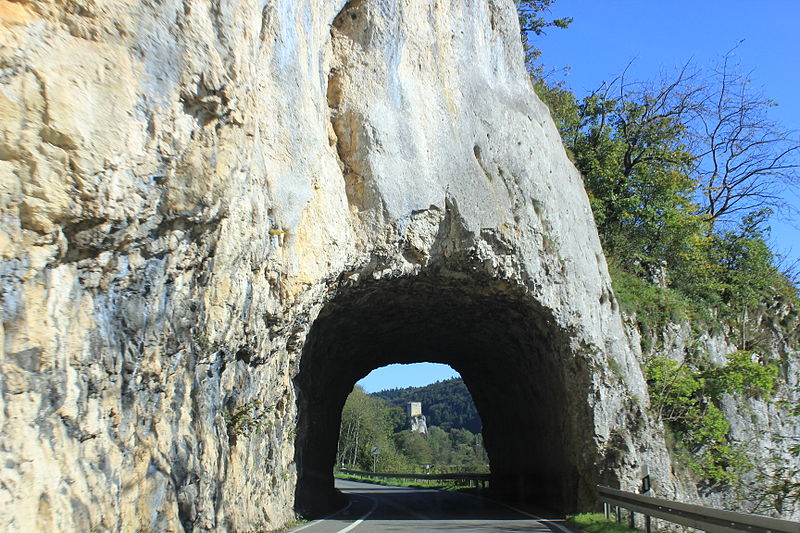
[1, 0, 691, 531]
[623, 310, 800, 519]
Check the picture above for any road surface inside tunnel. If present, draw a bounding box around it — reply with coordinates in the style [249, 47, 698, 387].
[288, 479, 577, 533]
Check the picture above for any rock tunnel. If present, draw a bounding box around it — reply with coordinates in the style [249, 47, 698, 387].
[293, 270, 601, 517]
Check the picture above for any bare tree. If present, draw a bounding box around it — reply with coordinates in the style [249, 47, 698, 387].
[614, 62, 706, 180]
[574, 54, 800, 232]
[564, 61, 703, 176]
[692, 51, 800, 230]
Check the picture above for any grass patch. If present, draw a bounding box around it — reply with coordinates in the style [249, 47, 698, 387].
[275, 518, 308, 532]
[566, 513, 643, 533]
[607, 261, 713, 353]
[609, 262, 700, 324]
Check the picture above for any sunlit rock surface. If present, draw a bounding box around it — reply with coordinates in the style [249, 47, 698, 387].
[4, 0, 791, 531]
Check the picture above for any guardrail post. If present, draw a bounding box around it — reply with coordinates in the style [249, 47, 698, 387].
[616, 506, 621, 523]
[644, 514, 651, 533]
[629, 510, 635, 529]
[604, 502, 609, 520]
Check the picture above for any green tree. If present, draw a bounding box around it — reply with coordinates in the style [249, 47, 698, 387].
[558, 69, 706, 276]
[426, 426, 452, 465]
[515, 1, 572, 74]
[706, 350, 778, 399]
[645, 357, 743, 484]
[394, 430, 432, 466]
[386, 405, 409, 433]
[338, 386, 399, 470]
[646, 358, 702, 424]
[533, 62, 798, 321]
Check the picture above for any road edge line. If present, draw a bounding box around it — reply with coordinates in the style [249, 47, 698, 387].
[499, 503, 576, 533]
[287, 500, 354, 532]
[336, 495, 378, 533]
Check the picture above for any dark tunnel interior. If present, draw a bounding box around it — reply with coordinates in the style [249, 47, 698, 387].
[293, 272, 596, 517]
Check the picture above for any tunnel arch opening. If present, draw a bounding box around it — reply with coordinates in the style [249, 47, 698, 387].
[340, 362, 488, 473]
[293, 271, 599, 517]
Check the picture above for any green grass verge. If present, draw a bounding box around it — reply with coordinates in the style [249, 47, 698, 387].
[566, 513, 644, 533]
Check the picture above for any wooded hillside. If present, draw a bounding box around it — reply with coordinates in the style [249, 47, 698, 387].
[373, 378, 482, 433]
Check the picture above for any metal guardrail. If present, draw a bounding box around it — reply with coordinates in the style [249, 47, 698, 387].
[598, 485, 799, 533]
[338, 468, 490, 488]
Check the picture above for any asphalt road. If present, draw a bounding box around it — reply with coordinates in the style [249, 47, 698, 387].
[288, 479, 576, 533]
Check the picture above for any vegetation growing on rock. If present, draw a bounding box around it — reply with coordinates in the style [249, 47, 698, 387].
[645, 353, 778, 485]
[520, 0, 799, 514]
[533, 61, 799, 325]
[223, 400, 273, 446]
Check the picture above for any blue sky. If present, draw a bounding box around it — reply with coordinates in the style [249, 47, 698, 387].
[357, 363, 460, 393]
[536, 0, 800, 264]
[360, 1, 800, 395]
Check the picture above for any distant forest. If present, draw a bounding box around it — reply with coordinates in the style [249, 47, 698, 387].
[372, 378, 482, 434]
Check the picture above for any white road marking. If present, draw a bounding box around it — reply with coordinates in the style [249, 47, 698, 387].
[436, 485, 573, 533]
[500, 503, 575, 533]
[324, 478, 577, 533]
[289, 501, 353, 532]
[336, 495, 378, 533]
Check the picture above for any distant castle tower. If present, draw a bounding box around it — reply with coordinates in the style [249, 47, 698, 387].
[407, 402, 427, 434]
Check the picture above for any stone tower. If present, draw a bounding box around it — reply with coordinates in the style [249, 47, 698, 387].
[407, 402, 427, 434]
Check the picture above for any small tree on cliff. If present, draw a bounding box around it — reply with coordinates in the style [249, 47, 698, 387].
[515, 0, 572, 73]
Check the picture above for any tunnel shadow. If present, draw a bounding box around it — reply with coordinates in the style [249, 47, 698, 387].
[293, 271, 597, 518]
[333, 479, 567, 522]
[290, 479, 571, 533]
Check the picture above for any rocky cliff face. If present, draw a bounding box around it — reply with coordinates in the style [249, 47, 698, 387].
[0, 0, 694, 531]
[624, 313, 800, 519]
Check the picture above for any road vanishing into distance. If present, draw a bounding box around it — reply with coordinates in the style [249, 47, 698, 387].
[289, 479, 576, 533]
